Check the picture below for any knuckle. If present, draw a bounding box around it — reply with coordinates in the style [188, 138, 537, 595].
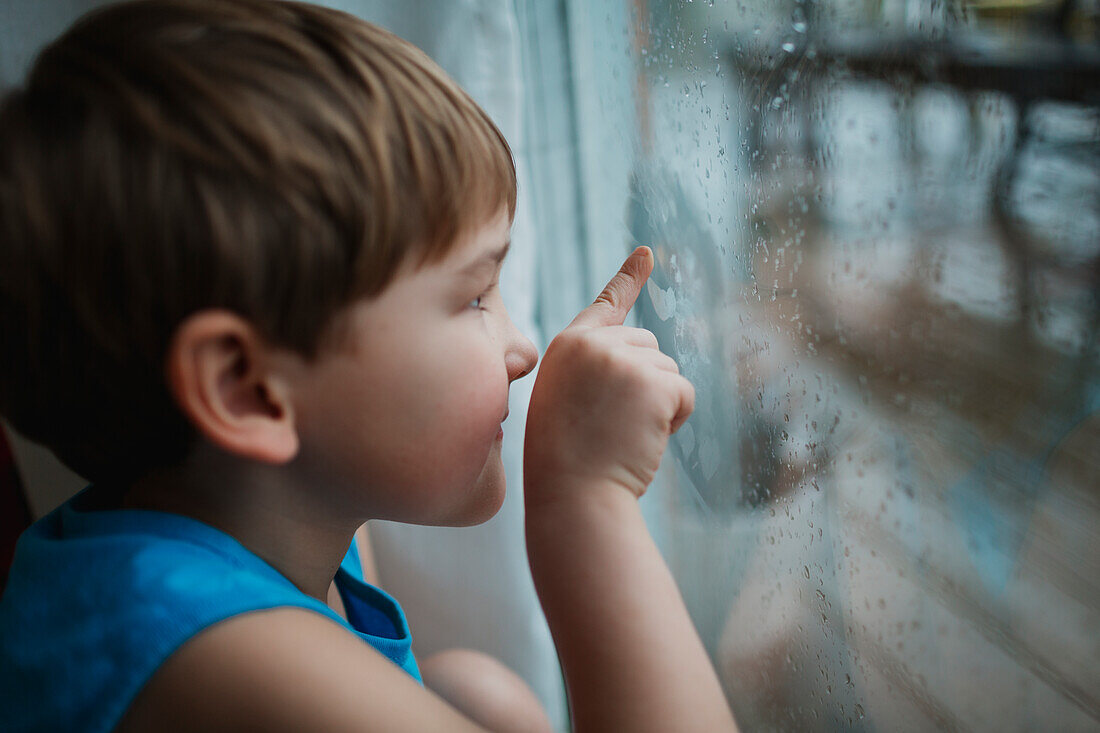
[595, 279, 625, 309]
[591, 343, 618, 370]
[592, 291, 615, 311]
[683, 378, 696, 402]
[605, 270, 637, 302]
[550, 328, 588, 356]
[614, 266, 639, 288]
[634, 327, 659, 348]
[598, 348, 642, 383]
[563, 331, 618, 371]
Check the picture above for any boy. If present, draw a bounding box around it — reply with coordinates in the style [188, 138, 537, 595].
[0, 1, 737, 731]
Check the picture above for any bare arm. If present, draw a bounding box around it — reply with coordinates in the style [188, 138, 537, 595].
[344, 525, 551, 732]
[116, 608, 488, 733]
[524, 247, 737, 732]
[123, 537, 548, 733]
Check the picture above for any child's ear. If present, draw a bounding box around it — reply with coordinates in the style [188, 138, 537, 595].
[165, 310, 299, 464]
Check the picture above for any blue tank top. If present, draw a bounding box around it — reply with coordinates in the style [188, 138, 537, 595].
[0, 485, 421, 733]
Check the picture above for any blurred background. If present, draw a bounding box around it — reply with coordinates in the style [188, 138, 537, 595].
[626, 0, 1100, 730]
[3, 0, 1098, 730]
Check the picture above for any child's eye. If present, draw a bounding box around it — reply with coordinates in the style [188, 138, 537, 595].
[466, 281, 497, 311]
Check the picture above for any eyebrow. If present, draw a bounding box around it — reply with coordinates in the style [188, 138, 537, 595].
[457, 240, 511, 278]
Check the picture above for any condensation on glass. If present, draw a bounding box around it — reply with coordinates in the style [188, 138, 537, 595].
[626, 0, 1099, 729]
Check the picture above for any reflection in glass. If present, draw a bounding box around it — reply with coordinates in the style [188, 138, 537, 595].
[626, 0, 1099, 729]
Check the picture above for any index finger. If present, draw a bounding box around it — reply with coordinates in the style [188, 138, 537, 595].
[568, 246, 654, 330]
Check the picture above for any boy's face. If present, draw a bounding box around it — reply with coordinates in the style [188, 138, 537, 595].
[287, 207, 538, 526]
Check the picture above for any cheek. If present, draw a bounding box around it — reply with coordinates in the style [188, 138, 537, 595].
[399, 338, 508, 480]
[433, 364, 507, 453]
[296, 324, 511, 523]
[413, 330, 506, 422]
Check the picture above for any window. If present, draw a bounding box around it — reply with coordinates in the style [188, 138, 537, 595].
[575, 0, 1100, 728]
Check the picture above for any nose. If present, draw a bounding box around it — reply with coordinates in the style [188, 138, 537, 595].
[504, 322, 538, 383]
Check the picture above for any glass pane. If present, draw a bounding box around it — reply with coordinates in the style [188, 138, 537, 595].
[625, 0, 1100, 729]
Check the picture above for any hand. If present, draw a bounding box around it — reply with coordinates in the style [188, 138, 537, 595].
[524, 246, 695, 501]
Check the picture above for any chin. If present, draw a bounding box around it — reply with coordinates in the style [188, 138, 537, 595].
[428, 457, 508, 527]
[441, 478, 507, 527]
[412, 442, 507, 526]
[450, 442, 509, 525]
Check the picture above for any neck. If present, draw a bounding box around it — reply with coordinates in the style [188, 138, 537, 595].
[121, 446, 362, 603]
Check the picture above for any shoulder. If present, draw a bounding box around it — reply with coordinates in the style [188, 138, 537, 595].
[116, 607, 483, 733]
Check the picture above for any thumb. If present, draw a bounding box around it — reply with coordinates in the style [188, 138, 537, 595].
[569, 246, 654, 330]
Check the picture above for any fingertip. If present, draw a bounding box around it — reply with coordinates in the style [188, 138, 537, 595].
[570, 246, 655, 329]
[629, 245, 654, 279]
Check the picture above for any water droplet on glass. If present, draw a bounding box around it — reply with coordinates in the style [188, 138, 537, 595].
[781, 40, 797, 53]
[792, 6, 808, 32]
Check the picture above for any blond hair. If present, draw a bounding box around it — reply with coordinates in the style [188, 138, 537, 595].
[0, 0, 516, 482]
